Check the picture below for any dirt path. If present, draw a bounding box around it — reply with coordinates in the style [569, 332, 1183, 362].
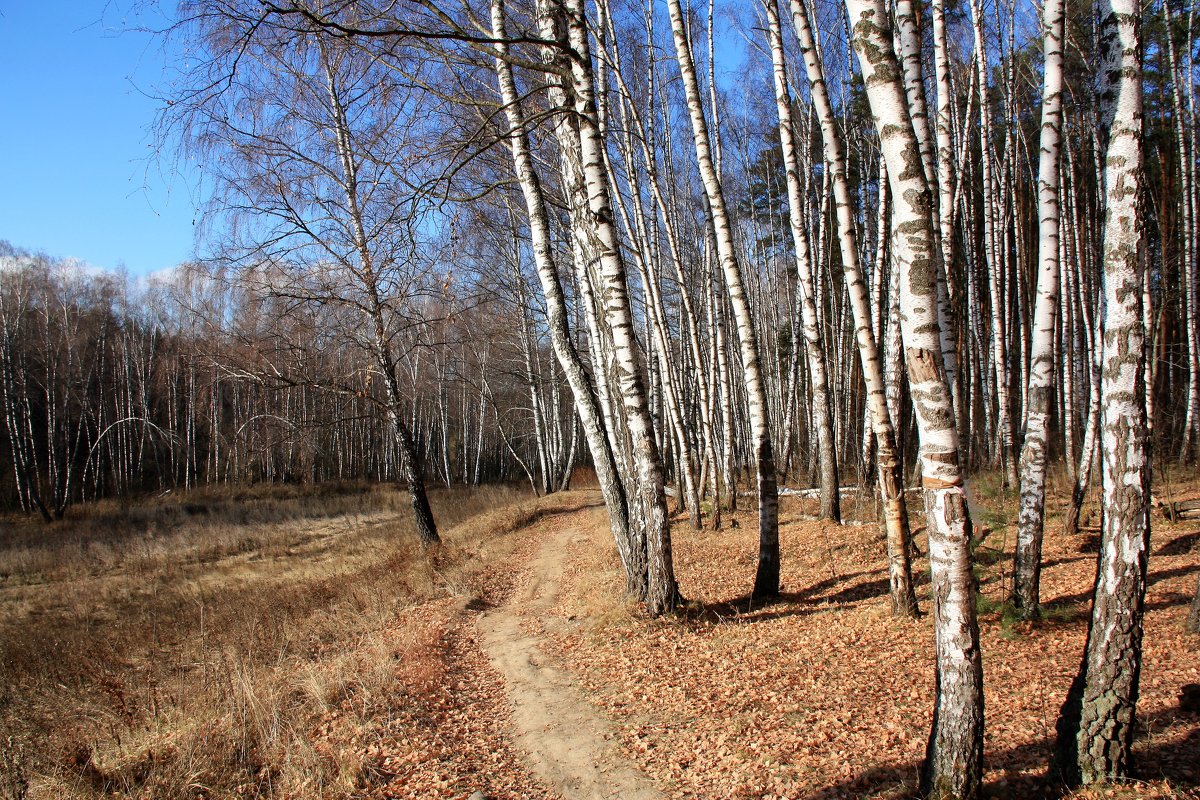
[477, 519, 662, 800]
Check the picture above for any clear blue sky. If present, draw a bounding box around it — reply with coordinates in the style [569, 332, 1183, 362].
[0, 2, 199, 276]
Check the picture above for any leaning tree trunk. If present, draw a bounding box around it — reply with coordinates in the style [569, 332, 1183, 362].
[1064, 258, 1103, 537]
[551, 0, 679, 615]
[844, 0, 984, 795]
[1055, 0, 1149, 785]
[386, 402, 440, 546]
[782, 0, 915, 615]
[1012, 0, 1065, 618]
[764, 0, 840, 524]
[603, 8, 724, 531]
[320, 41, 439, 546]
[666, 0, 780, 599]
[602, 67, 703, 529]
[490, 0, 645, 597]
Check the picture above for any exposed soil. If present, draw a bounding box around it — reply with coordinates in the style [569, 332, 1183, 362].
[362, 502, 662, 800]
[477, 524, 662, 800]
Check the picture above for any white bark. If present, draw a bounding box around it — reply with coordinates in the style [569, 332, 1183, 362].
[782, 0, 915, 614]
[969, 0, 1017, 486]
[491, 0, 644, 595]
[666, 0, 780, 598]
[1056, 0, 1150, 783]
[764, 0, 840, 523]
[844, 0, 983, 794]
[550, 0, 679, 614]
[1012, 0, 1065, 617]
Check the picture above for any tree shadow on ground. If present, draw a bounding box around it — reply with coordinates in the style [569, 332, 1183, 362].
[685, 567, 933, 624]
[795, 568, 887, 601]
[1157, 530, 1200, 556]
[1041, 555, 1092, 570]
[1075, 528, 1200, 558]
[1044, 564, 1200, 609]
[802, 705, 1200, 800]
[684, 591, 823, 624]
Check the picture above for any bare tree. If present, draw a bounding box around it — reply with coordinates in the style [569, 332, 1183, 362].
[842, 0, 983, 794]
[1055, 0, 1150, 783]
[169, 6, 456, 543]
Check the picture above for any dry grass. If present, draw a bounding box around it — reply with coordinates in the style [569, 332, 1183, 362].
[0, 481, 565, 799]
[6, 471, 1194, 800]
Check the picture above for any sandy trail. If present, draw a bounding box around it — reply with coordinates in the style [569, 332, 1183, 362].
[477, 519, 662, 800]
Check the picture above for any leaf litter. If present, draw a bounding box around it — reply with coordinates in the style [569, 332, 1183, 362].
[335, 487, 1199, 800]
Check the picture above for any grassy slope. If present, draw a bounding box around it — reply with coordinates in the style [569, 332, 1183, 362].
[0, 482, 576, 799]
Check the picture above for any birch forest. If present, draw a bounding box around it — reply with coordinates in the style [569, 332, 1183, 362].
[3, 0, 1200, 797]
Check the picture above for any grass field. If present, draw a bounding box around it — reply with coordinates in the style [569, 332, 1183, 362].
[0, 481, 554, 799]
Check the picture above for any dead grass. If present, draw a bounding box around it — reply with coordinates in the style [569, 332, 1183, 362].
[0, 481, 567, 799]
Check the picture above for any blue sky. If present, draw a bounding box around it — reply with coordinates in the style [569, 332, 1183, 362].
[0, 2, 757, 278]
[0, 2, 200, 276]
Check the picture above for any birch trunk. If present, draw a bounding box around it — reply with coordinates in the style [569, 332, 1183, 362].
[1012, 0, 1065, 617]
[602, 51, 703, 528]
[1055, 0, 1150, 783]
[844, 0, 983, 793]
[1189, 575, 1200, 633]
[548, 0, 679, 614]
[1167, 0, 1200, 462]
[969, 0, 1017, 486]
[321, 43, 438, 546]
[666, 0, 781, 598]
[783, 0, 915, 615]
[491, 0, 645, 598]
[1064, 177, 1104, 538]
[604, 12, 720, 528]
[764, 0, 840, 523]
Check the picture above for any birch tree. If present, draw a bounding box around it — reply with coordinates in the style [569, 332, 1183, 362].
[1011, 0, 1066, 617]
[490, 0, 646, 598]
[968, 0, 1018, 486]
[776, 0, 916, 615]
[1189, 575, 1200, 633]
[665, 0, 781, 598]
[763, 0, 841, 526]
[843, 0, 983, 794]
[169, 7, 448, 542]
[542, 0, 680, 614]
[1054, 0, 1151, 783]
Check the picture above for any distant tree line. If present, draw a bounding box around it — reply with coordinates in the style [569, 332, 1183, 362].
[0, 242, 578, 520]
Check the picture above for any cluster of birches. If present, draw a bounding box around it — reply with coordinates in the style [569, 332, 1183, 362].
[0, 242, 582, 517]
[2, 0, 1200, 795]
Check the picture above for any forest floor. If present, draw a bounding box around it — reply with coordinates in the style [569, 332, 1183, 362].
[357, 476, 1200, 800]
[1, 476, 1198, 799]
